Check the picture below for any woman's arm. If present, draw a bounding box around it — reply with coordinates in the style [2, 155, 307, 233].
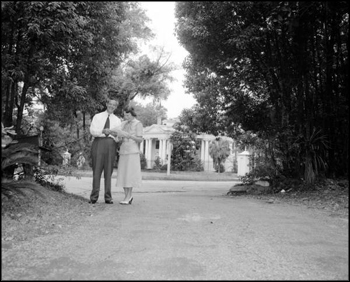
[128, 121, 143, 143]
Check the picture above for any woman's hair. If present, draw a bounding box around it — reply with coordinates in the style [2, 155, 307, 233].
[124, 106, 137, 117]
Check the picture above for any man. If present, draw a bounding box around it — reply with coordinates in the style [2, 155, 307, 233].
[89, 98, 121, 204]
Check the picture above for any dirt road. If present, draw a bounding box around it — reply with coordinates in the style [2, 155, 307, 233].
[2, 179, 348, 280]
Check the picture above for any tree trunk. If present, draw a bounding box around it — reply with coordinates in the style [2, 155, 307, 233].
[82, 111, 87, 142]
[3, 12, 16, 127]
[3, 80, 13, 127]
[304, 154, 315, 184]
[16, 79, 30, 134]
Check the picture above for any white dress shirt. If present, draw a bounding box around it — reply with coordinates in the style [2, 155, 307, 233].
[90, 111, 121, 142]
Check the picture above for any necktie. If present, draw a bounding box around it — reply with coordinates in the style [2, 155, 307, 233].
[104, 115, 110, 136]
[104, 115, 110, 129]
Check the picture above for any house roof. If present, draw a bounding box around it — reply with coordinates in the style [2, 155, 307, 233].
[143, 124, 176, 135]
[143, 122, 233, 143]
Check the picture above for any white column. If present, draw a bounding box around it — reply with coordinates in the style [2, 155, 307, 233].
[149, 139, 153, 168]
[159, 139, 163, 161]
[146, 139, 152, 169]
[200, 140, 205, 162]
[204, 140, 210, 171]
[165, 140, 169, 159]
[144, 139, 148, 167]
[161, 139, 167, 161]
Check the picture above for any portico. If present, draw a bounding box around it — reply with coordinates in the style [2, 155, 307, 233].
[141, 118, 236, 172]
[141, 124, 175, 169]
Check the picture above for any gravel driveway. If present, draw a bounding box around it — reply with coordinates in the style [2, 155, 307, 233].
[2, 179, 348, 280]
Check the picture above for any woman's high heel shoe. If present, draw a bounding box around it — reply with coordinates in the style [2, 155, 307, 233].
[119, 200, 128, 205]
[119, 197, 133, 205]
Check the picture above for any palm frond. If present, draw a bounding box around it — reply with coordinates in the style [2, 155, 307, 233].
[2, 156, 38, 170]
[1, 143, 38, 158]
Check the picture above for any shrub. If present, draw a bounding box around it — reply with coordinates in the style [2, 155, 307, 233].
[169, 130, 203, 171]
[153, 156, 163, 171]
[187, 155, 204, 171]
[214, 163, 225, 173]
[209, 137, 230, 173]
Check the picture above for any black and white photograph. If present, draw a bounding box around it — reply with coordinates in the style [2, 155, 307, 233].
[1, 1, 348, 280]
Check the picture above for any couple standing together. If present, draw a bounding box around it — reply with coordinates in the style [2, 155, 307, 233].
[89, 98, 143, 205]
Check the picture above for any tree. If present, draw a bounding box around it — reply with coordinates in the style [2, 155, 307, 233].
[107, 46, 177, 115]
[175, 1, 349, 183]
[1, 2, 152, 131]
[130, 101, 167, 127]
[169, 125, 203, 171]
[1, 1, 169, 172]
[178, 104, 228, 136]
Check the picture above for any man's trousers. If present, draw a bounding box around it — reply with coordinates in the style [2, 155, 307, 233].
[90, 137, 117, 202]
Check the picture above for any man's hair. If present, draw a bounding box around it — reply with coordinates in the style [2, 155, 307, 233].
[107, 98, 119, 105]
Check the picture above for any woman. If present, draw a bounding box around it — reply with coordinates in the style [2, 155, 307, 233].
[110, 106, 143, 205]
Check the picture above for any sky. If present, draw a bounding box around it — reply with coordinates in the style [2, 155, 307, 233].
[135, 1, 197, 119]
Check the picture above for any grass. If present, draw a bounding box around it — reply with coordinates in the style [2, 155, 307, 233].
[1, 180, 107, 244]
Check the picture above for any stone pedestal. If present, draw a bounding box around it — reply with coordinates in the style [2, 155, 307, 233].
[237, 150, 251, 176]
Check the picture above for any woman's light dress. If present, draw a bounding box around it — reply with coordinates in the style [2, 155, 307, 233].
[116, 119, 143, 189]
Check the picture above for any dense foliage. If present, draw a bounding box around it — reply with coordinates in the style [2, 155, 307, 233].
[131, 101, 167, 127]
[169, 125, 203, 171]
[1, 1, 177, 178]
[175, 1, 349, 183]
[108, 49, 177, 115]
[3, 2, 134, 128]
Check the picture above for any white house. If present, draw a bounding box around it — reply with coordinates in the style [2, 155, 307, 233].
[141, 117, 237, 172]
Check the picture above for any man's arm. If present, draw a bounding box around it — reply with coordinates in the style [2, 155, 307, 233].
[90, 114, 105, 137]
